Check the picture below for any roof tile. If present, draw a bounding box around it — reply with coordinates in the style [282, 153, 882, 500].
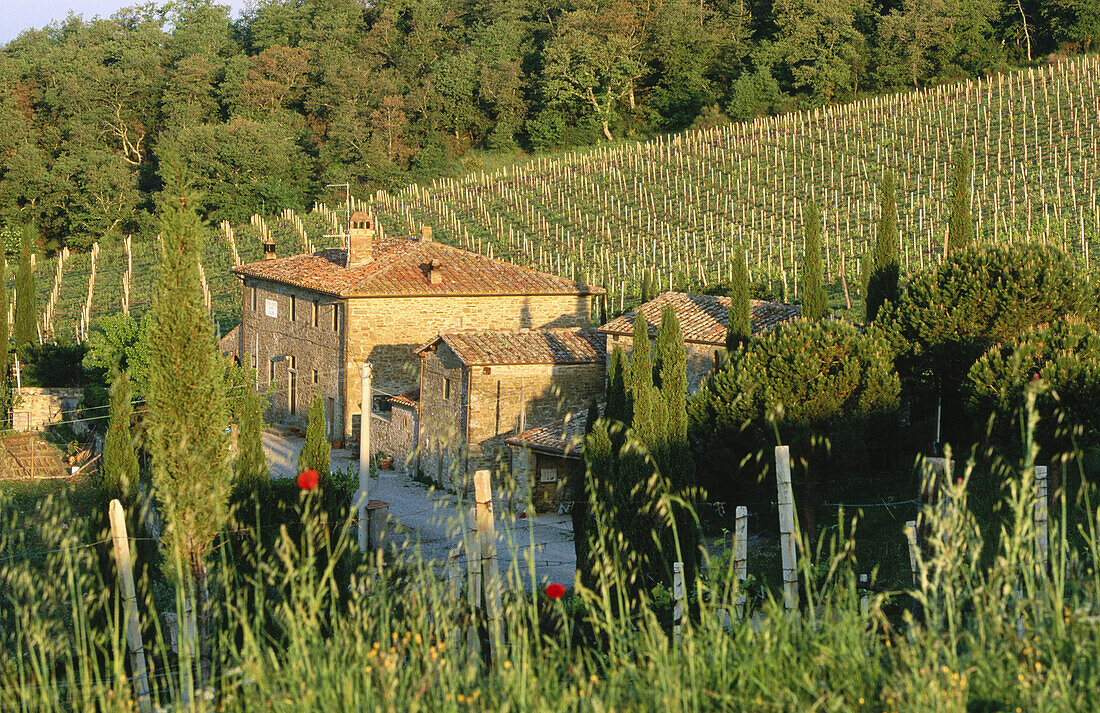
[232, 237, 603, 297]
[597, 292, 801, 345]
[419, 328, 606, 366]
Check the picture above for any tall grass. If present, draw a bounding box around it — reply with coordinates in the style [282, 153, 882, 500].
[2, 416, 1099, 712]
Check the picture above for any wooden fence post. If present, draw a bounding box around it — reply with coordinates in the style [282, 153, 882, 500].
[108, 499, 152, 713]
[474, 469, 502, 659]
[1034, 465, 1049, 572]
[734, 506, 748, 621]
[466, 504, 482, 658]
[673, 561, 685, 645]
[904, 520, 920, 589]
[775, 446, 798, 612]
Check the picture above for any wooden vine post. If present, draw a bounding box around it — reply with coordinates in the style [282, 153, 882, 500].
[108, 499, 152, 713]
[734, 505, 748, 621]
[775, 446, 798, 612]
[474, 469, 502, 659]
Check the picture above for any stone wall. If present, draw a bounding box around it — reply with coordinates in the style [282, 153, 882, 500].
[605, 334, 721, 393]
[369, 403, 418, 469]
[342, 293, 594, 439]
[465, 360, 604, 476]
[12, 388, 83, 432]
[240, 279, 344, 434]
[417, 347, 468, 488]
[510, 446, 583, 513]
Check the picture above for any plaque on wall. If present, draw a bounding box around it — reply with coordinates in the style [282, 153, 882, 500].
[539, 468, 558, 483]
[265, 299, 278, 318]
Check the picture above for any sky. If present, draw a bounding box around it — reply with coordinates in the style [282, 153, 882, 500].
[0, 0, 251, 45]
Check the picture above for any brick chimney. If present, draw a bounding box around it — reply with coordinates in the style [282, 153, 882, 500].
[263, 241, 277, 260]
[428, 258, 444, 285]
[347, 211, 375, 269]
[420, 225, 433, 242]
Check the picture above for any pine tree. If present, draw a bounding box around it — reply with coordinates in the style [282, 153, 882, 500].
[725, 248, 751, 354]
[947, 145, 974, 253]
[866, 172, 901, 323]
[102, 368, 140, 503]
[234, 371, 269, 493]
[800, 201, 828, 321]
[298, 393, 331, 476]
[14, 224, 37, 351]
[145, 162, 232, 685]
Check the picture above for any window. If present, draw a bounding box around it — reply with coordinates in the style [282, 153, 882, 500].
[269, 358, 275, 383]
[312, 369, 319, 384]
[443, 377, 452, 400]
[332, 303, 340, 332]
[311, 300, 319, 327]
[251, 354, 257, 369]
[250, 286, 257, 311]
[290, 295, 296, 322]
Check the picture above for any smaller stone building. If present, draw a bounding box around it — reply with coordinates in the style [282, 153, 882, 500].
[11, 387, 83, 432]
[415, 328, 605, 491]
[370, 389, 419, 468]
[507, 403, 601, 513]
[597, 292, 802, 392]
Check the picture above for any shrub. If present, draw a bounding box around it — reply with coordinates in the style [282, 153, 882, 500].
[966, 319, 1100, 462]
[690, 319, 900, 531]
[878, 243, 1086, 445]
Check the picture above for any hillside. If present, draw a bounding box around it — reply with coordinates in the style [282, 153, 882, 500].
[13, 56, 1100, 339]
[359, 56, 1100, 308]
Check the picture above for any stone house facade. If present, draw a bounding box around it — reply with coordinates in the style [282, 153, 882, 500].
[230, 214, 603, 441]
[506, 403, 600, 513]
[597, 292, 802, 392]
[415, 328, 606, 491]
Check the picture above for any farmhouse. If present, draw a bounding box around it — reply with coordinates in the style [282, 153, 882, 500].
[229, 213, 603, 443]
[597, 292, 802, 392]
[414, 328, 606, 490]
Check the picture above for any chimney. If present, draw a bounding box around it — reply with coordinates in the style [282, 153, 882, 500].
[347, 211, 375, 269]
[263, 241, 277, 260]
[428, 258, 443, 285]
[420, 225, 433, 242]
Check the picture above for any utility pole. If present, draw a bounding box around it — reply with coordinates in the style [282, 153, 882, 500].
[358, 361, 372, 553]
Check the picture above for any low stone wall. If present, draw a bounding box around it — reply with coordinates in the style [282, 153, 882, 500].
[369, 403, 418, 469]
[12, 388, 83, 432]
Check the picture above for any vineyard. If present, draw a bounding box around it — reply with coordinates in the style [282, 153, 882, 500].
[14, 56, 1100, 340]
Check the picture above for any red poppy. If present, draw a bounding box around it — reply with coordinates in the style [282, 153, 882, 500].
[545, 583, 566, 600]
[298, 469, 319, 491]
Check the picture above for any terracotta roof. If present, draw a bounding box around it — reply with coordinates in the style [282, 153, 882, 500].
[389, 388, 419, 410]
[231, 237, 603, 298]
[417, 328, 606, 367]
[505, 404, 603, 457]
[597, 292, 802, 345]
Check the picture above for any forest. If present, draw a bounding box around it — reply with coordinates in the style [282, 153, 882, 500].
[0, 0, 1097, 251]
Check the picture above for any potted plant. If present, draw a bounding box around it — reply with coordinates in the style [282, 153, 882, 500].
[376, 451, 394, 470]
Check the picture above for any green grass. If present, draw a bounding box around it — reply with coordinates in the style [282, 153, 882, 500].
[1, 448, 1098, 712]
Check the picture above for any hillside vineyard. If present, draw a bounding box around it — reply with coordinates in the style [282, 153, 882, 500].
[15, 58, 1100, 338]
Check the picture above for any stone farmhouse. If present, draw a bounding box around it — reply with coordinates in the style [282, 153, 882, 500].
[414, 328, 605, 490]
[597, 292, 802, 392]
[228, 213, 603, 444]
[507, 291, 802, 511]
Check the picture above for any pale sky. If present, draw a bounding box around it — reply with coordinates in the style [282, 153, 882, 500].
[0, 0, 252, 45]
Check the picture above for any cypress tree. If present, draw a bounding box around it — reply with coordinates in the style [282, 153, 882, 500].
[102, 368, 140, 503]
[14, 224, 37, 351]
[725, 248, 751, 354]
[947, 146, 974, 253]
[145, 162, 232, 683]
[656, 306, 699, 582]
[800, 201, 828, 321]
[572, 393, 602, 587]
[234, 373, 269, 493]
[866, 172, 901, 323]
[629, 312, 653, 424]
[606, 345, 630, 425]
[0, 258, 10, 418]
[640, 271, 654, 302]
[298, 393, 331, 476]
